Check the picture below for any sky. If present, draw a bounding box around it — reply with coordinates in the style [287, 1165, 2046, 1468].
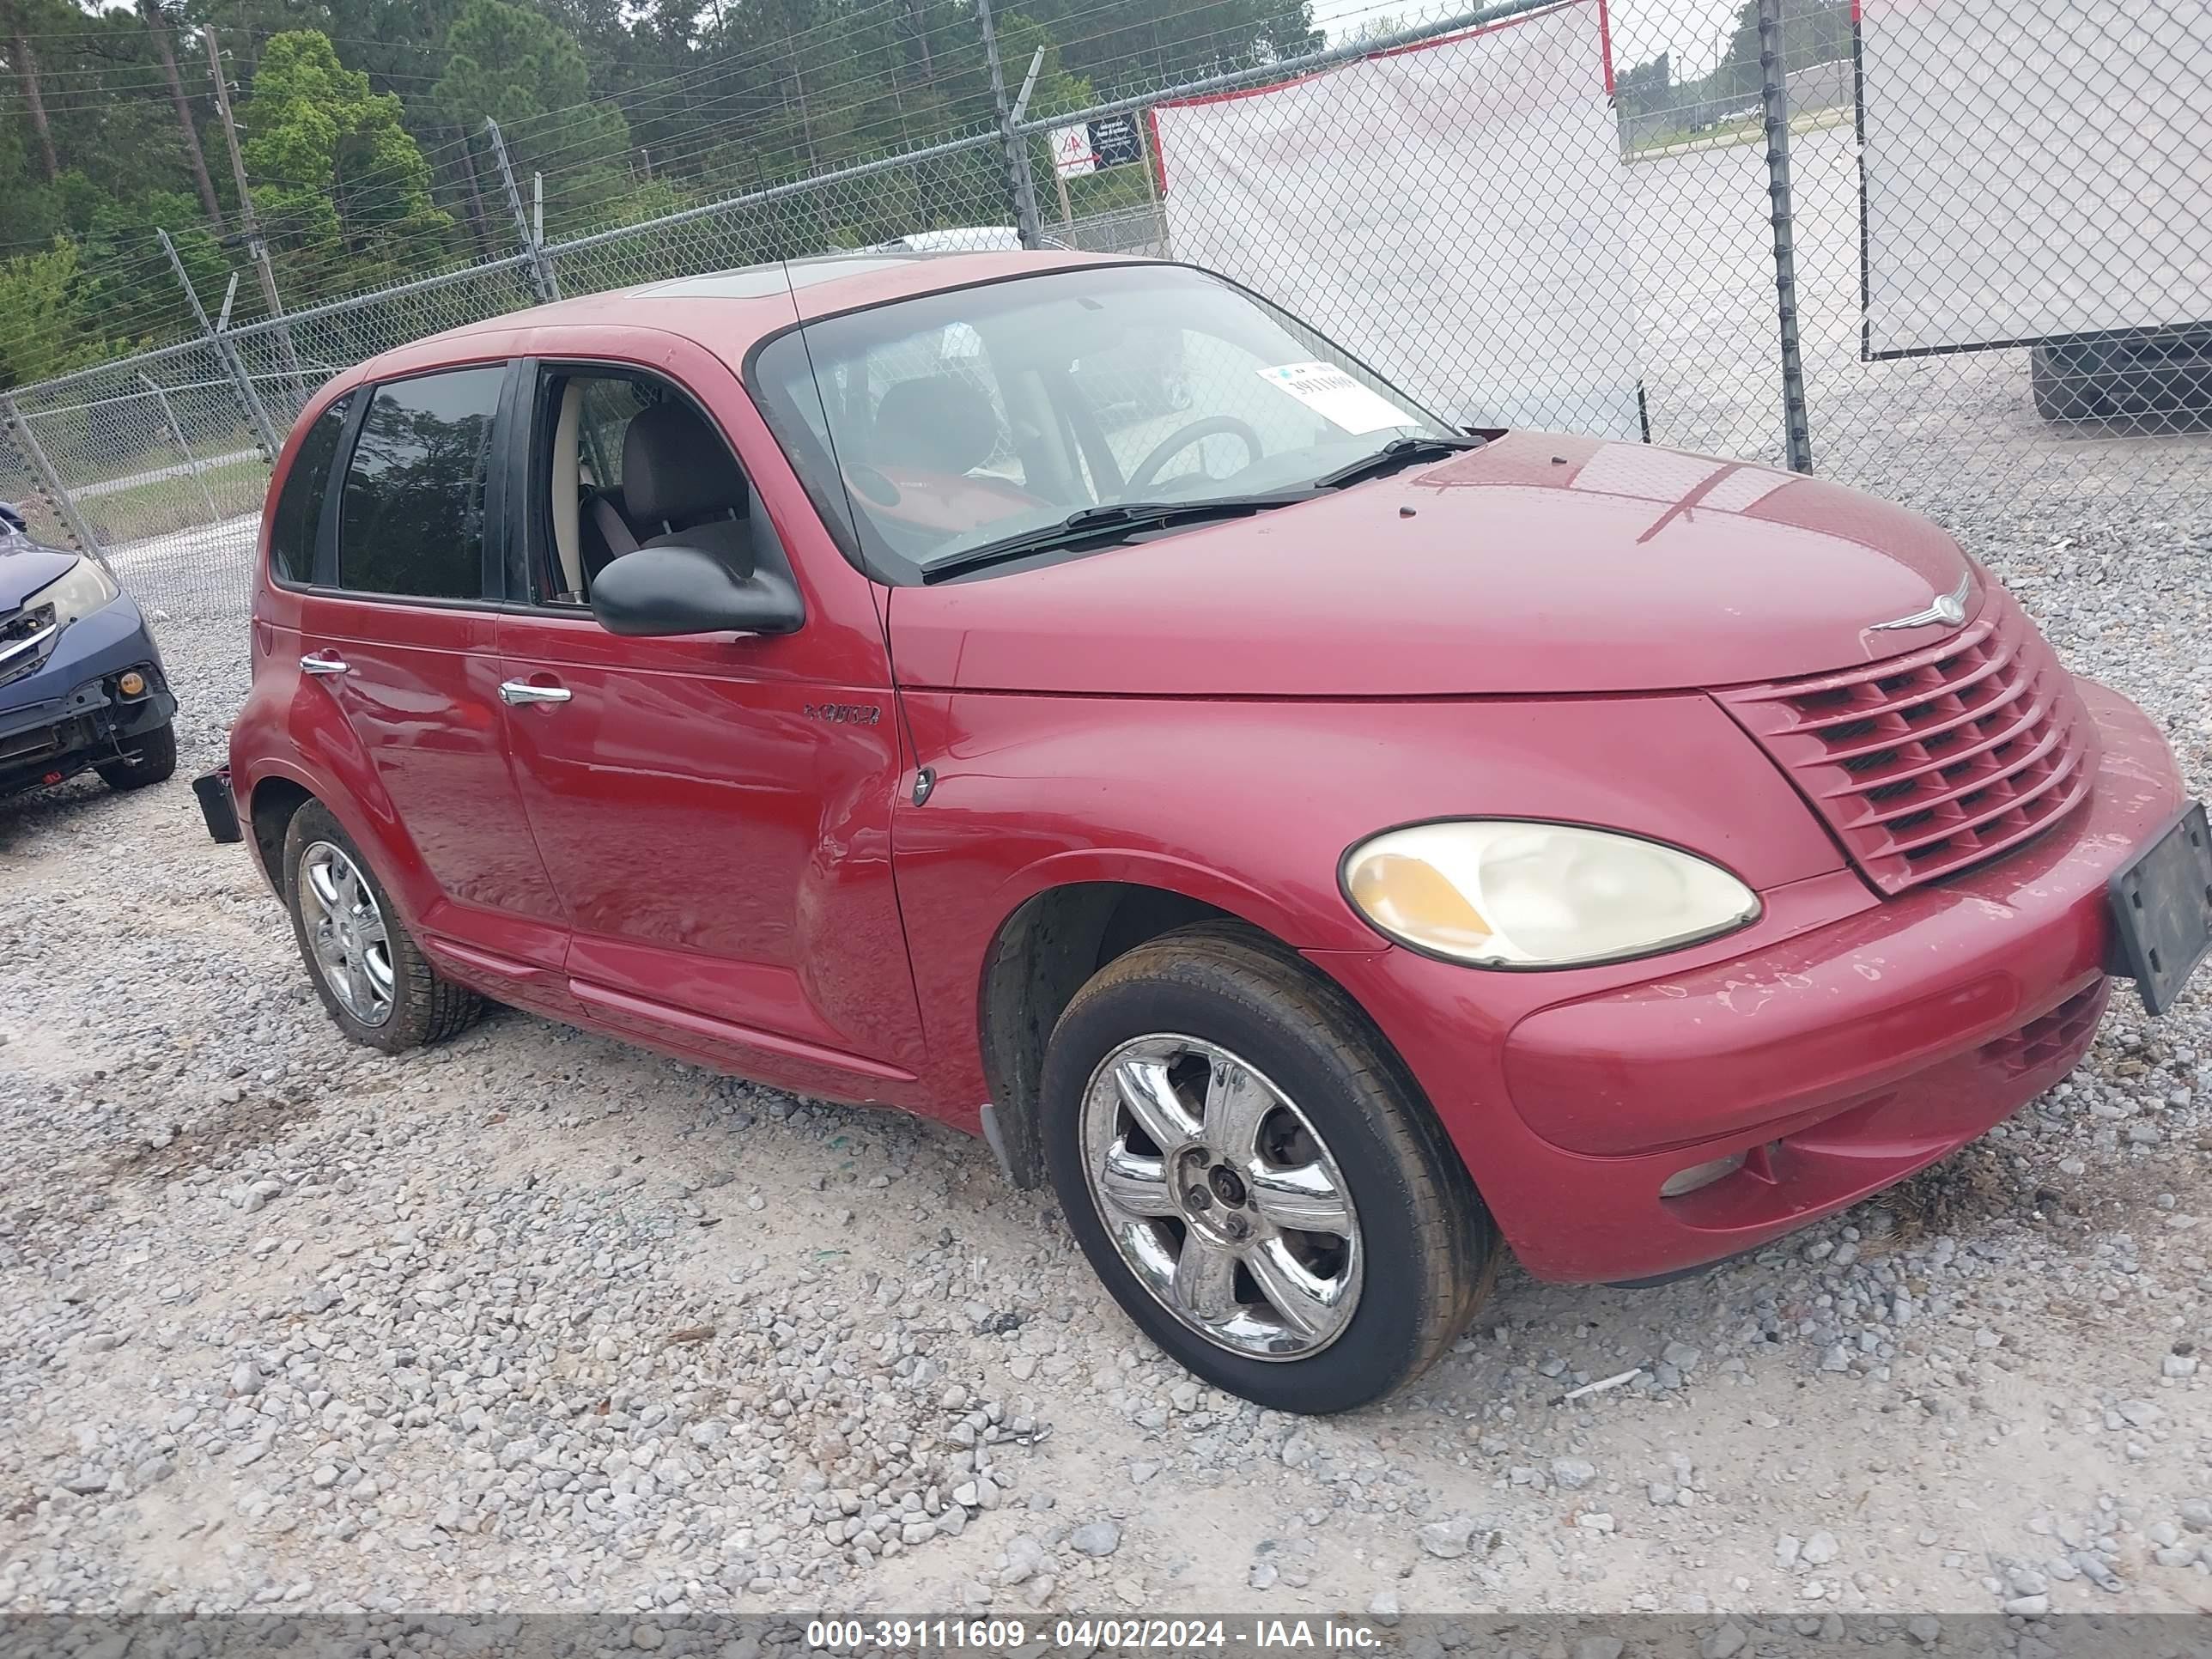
[1311, 0, 1747, 79]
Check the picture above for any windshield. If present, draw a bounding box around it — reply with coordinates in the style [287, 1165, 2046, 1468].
[747, 264, 1455, 582]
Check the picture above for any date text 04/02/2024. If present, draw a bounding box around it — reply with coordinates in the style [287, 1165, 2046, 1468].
[803, 1618, 1387, 1650]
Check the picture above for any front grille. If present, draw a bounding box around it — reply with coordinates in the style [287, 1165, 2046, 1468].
[1978, 982, 2108, 1079]
[1717, 582, 2096, 894]
[0, 602, 57, 688]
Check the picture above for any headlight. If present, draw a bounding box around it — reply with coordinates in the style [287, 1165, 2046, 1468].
[28, 556, 120, 627]
[1340, 820, 1759, 969]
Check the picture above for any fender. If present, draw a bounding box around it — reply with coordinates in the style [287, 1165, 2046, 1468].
[984, 845, 1340, 956]
[889, 685, 1845, 1121]
[230, 687, 438, 928]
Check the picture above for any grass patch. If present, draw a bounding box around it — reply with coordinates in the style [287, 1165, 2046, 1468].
[77, 456, 270, 550]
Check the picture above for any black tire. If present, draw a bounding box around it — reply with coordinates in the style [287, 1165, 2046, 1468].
[95, 721, 176, 791]
[1041, 921, 1495, 1414]
[2031, 343, 2110, 423]
[282, 799, 480, 1053]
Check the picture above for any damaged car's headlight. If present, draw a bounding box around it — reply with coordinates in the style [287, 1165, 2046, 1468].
[1341, 820, 1760, 969]
[27, 556, 120, 629]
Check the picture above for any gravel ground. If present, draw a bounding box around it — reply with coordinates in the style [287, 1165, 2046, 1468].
[3, 493, 2211, 1627]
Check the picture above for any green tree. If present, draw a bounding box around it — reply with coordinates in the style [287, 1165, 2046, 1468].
[433, 0, 631, 238]
[1014, 0, 1320, 100]
[3, 0, 188, 223]
[75, 190, 226, 344]
[242, 30, 454, 300]
[0, 51, 69, 249]
[1616, 52, 1672, 117]
[135, 0, 228, 231]
[1695, 2, 1854, 116]
[0, 240, 115, 388]
[3, 0, 62, 185]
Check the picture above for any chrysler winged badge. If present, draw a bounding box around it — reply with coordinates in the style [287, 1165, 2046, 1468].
[1869, 572, 1972, 633]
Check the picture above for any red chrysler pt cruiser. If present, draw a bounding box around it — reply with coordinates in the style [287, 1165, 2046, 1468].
[210, 252, 2211, 1413]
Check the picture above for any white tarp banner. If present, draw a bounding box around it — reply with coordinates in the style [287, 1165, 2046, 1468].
[1859, 0, 2212, 356]
[1148, 0, 1646, 439]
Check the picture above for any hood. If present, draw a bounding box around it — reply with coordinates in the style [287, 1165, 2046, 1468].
[0, 538, 82, 613]
[887, 432, 1983, 696]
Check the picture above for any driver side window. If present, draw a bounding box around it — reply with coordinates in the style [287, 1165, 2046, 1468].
[529, 366, 757, 607]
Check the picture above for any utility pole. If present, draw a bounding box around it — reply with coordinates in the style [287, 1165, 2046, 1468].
[202, 25, 308, 408]
[202, 25, 272, 316]
[485, 118, 562, 303]
[907, 0, 934, 86]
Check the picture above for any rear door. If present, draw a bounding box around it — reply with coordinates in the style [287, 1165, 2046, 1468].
[491, 348, 929, 1105]
[295, 361, 570, 988]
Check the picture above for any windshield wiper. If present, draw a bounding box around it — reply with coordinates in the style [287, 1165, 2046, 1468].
[919, 491, 1319, 583]
[1313, 433, 1484, 491]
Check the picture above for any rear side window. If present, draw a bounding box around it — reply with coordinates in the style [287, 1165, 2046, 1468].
[268, 393, 349, 586]
[337, 367, 504, 600]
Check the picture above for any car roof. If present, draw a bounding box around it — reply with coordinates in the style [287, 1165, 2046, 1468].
[349, 248, 1145, 386]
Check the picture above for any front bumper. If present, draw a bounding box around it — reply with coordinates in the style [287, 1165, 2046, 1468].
[0, 596, 175, 798]
[1319, 677, 2190, 1285]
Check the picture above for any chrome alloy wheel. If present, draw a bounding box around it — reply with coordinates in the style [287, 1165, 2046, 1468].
[1079, 1034, 1362, 1360]
[300, 840, 395, 1027]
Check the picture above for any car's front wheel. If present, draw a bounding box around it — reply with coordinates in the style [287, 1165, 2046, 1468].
[282, 799, 480, 1053]
[1041, 922, 1495, 1413]
[95, 722, 176, 791]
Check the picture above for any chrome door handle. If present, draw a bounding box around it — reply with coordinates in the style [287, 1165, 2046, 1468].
[300, 653, 349, 676]
[500, 680, 572, 707]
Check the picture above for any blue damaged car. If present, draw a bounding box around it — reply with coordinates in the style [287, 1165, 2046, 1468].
[0, 501, 177, 801]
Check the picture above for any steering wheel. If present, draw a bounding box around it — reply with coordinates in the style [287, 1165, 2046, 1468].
[1125, 416, 1264, 492]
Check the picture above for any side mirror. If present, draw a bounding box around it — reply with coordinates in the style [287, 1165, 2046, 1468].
[590, 544, 805, 638]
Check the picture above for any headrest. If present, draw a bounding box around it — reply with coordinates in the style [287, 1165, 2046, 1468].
[873, 374, 999, 476]
[623, 400, 748, 526]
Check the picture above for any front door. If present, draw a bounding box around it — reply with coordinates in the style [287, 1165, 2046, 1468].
[492, 354, 926, 1105]
[299, 362, 570, 987]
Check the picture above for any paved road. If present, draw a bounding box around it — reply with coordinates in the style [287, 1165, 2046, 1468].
[75, 448, 262, 501]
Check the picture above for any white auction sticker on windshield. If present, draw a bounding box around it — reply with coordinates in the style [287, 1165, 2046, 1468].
[1256, 362, 1419, 434]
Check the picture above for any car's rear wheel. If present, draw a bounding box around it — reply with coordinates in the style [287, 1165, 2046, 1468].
[282, 799, 479, 1052]
[95, 722, 175, 791]
[1041, 922, 1494, 1413]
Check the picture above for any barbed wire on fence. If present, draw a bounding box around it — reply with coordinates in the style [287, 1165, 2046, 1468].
[5, 0, 2208, 627]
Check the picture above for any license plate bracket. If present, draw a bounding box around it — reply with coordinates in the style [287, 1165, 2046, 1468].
[192, 767, 243, 843]
[2109, 800, 2212, 1016]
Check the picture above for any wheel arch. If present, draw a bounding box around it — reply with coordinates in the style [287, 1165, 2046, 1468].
[975, 875, 1407, 1191]
[247, 774, 315, 896]
[977, 880, 1229, 1187]
[234, 749, 437, 924]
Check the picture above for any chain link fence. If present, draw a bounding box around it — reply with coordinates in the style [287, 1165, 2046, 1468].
[3, 0, 2206, 624]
